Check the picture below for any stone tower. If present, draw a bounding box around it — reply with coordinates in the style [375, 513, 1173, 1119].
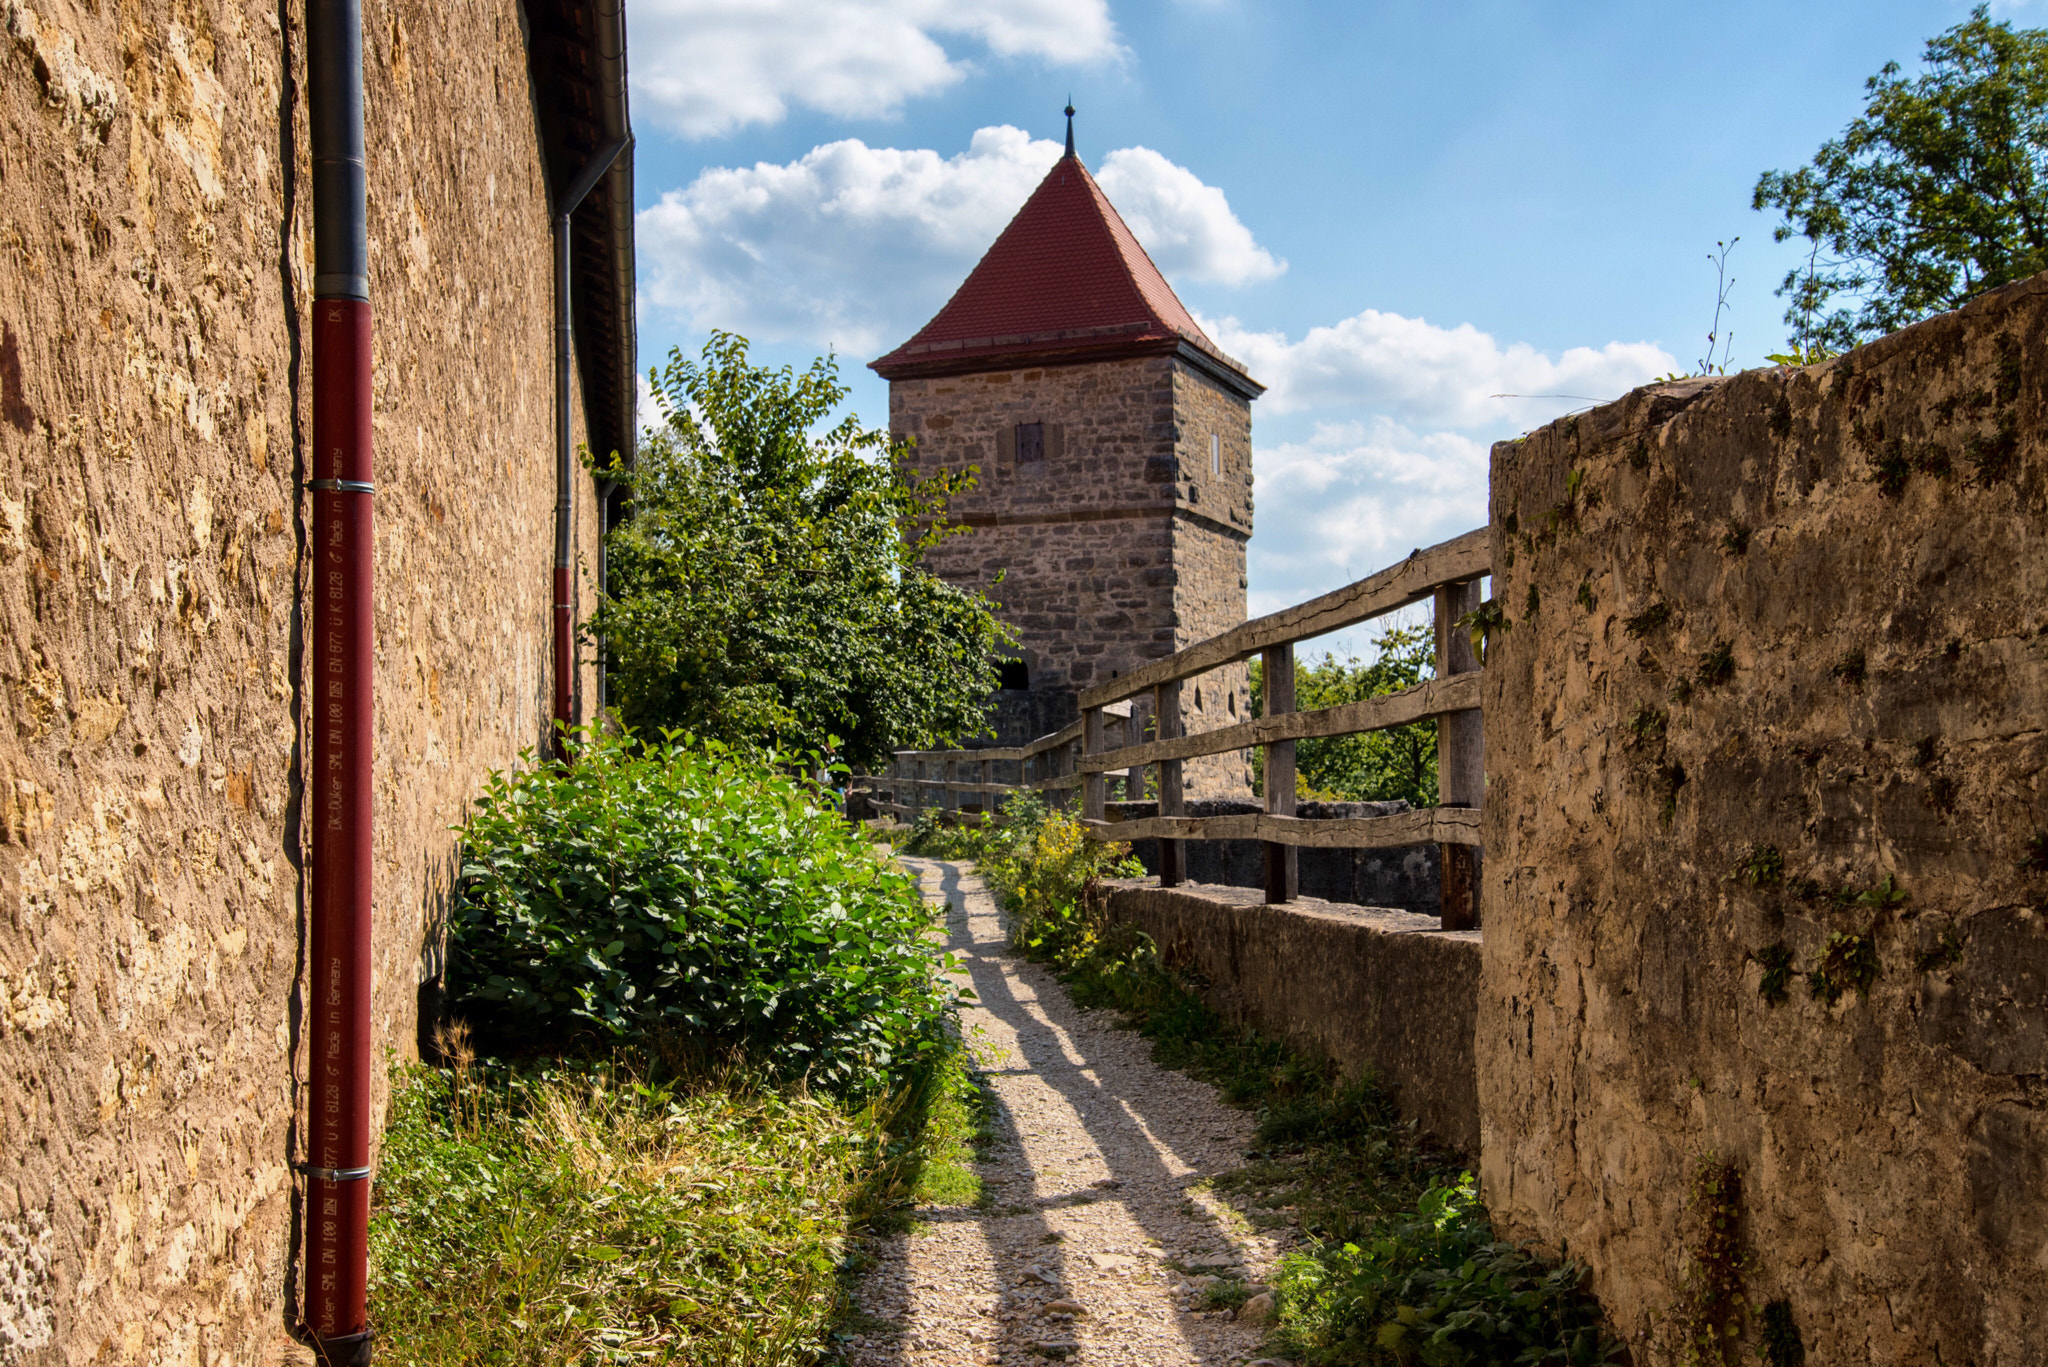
[872, 124, 1263, 794]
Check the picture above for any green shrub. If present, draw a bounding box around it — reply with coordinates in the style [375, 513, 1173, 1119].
[449, 727, 959, 1095]
[1273, 1176, 1622, 1366]
[964, 794, 1143, 962]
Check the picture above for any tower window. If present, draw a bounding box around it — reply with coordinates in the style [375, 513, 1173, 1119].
[1211, 433, 1220, 474]
[998, 659, 1030, 690]
[1016, 422, 1045, 463]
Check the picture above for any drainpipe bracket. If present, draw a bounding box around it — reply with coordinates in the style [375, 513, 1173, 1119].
[307, 479, 376, 495]
[312, 273, 371, 300]
[308, 1328, 373, 1366]
[299, 1164, 374, 1182]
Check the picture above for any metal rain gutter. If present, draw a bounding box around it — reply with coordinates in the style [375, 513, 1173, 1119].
[551, 129, 628, 753]
[304, 0, 374, 1360]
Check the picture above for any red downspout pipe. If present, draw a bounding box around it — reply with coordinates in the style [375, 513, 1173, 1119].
[305, 0, 373, 1361]
[551, 133, 629, 756]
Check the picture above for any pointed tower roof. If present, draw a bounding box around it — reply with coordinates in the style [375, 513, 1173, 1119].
[871, 144, 1263, 398]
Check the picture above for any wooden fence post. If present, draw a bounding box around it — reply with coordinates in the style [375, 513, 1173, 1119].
[1435, 578, 1484, 930]
[1155, 679, 1184, 887]
[1124, 709, 1144, 803]
[1082, 706, 1106, 823]
[981, 755, 993, 818]
[1261, 649, 1298, 903]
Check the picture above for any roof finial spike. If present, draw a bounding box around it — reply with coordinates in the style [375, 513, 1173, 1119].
[1064, 98, 1076, 159]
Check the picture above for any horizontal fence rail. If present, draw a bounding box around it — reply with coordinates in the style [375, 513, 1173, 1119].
[860, 529, 1489, 928]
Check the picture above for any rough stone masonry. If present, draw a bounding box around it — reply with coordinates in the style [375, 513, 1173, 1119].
[0, 2, 615, 1359]
[1481, 275, 2048, 1364]
[891, 356, 1257, 796]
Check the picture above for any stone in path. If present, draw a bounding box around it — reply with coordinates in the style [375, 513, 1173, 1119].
[835, 858, 1290, 1367]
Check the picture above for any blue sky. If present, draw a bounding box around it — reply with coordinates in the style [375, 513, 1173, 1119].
[626, 0, 2012, 651]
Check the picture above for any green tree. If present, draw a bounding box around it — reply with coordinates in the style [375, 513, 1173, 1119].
[1250, 623, 1438, 808]
[1754, 7, 2048, 357]
[588, 332, 1012, 768]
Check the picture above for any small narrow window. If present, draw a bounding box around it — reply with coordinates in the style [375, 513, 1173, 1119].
[998, 659, 1030, 690]
[1211, 432, 1220, 475]
[1016, 422, 1045, 463]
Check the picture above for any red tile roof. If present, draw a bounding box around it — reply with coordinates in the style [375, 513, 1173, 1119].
[871, 153, 1260, 393]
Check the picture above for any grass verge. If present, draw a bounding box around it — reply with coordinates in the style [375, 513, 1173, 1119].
[368, 1027, 987, 1366]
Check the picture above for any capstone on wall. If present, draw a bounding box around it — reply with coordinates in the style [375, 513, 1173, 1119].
[1479, 279, 2048, 1365]
[889, 354, 1253, 793]
[0, 1, 602, 1360]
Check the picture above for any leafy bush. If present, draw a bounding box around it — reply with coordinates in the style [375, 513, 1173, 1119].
[901, 802, 986, 862]
[1273, 1176, 1622, 1367]
[588, 332, 1010, 768]
[949, 794, 1143, 962]
[449, 727, 959, 1095]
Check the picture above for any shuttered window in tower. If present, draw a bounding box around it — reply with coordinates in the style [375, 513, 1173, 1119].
[1017, 422, 1045, 463]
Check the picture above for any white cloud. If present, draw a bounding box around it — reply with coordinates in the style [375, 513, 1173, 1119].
[1208, 309, 1674, 427]
[636, 127, 1281, 355]
[631, 0, 1121, 138]
[1224, 315, 1674, 633]
[1096, 147, 1284, 284]
[1248, 418, 1491, 618]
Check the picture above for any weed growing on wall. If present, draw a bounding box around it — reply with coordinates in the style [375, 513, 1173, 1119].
[1696, 641, 1736, 689]
[1754, 942, 1796, 1006]
[1806, 928, 1881, 1006]
[1757, 1298, 1806, 1366]
[1914, 929, 1965, 973]
[1623, 603, 1672, 639]
[1672, 1156, 1750, 1366]
[1728, 844, 1785, 886]
[449, 727, 961, 1096]
[2021, 830, 2048, 873]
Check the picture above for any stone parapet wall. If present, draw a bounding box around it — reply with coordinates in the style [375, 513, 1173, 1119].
[0, 2, 603, 1359]
[1480, 278, 2048, 1364]
[1095, 879, 1481, 1150]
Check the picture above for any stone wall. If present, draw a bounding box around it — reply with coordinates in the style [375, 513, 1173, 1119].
[0, 1, 604, 1359]
[889, 355, 1253, 794]
[1480, 278, 2048, 1365]
[1095, 878, 1481, 1150]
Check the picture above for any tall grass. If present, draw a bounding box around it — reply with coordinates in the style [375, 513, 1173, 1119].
[369, 1025, 986, 1365]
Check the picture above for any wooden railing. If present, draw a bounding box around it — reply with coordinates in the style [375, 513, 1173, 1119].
[866, 528, 1489, 928]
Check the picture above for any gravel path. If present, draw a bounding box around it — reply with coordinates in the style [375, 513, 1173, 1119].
[837, 857, 1292, 1367]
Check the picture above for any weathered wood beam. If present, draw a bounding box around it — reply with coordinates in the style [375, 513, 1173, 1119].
[1084, 806, 1483, 850]
[1077, 528, 1488, 709]
[1074, 671, 1482, 774]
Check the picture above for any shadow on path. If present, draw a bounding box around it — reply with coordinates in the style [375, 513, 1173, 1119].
[836, 858, 1279, 1367]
